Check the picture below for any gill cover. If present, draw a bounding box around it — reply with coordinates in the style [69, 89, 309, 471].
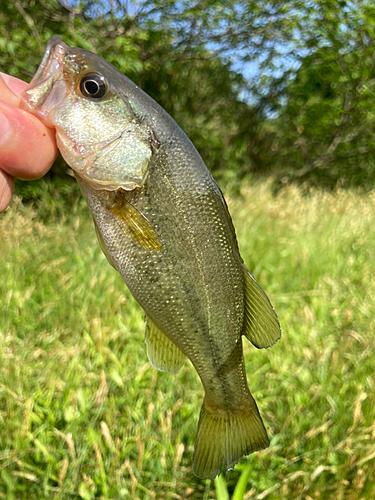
[22, 36, 153, 191]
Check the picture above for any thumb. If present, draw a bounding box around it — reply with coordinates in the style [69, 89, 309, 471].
[0, 73, 27, 105]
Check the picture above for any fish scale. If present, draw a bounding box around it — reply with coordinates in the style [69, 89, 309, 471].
[22, 36, 281, 479]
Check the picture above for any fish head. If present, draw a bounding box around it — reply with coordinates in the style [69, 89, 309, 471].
[22, 36, 154, 191]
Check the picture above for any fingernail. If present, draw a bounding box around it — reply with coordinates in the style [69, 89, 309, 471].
[0, 112, 12, 147]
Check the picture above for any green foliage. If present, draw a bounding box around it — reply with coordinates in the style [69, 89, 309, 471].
[1, 184, 374, 498]
[129, 0, 375, 189]
[0, 0, 152, 212]
[215, 474, 230, 500]
[13, 156, 83, 220]
[259, 3, 375, 188]
[1, 2, 375, 497]
[214, 466, 254, 500]
[2, 0, 375, 211]
[134, 31, 260, 186]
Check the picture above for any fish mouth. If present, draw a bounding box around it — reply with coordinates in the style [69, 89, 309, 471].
[21, 36, 68, 118]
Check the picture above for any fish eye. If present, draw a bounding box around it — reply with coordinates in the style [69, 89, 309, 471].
[80, 74, 107, 99]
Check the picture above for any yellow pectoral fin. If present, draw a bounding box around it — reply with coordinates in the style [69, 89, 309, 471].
[93, 219, 118, 270]
[242, 264, 281, 349]
[109, 196, 163, 253]
[145, 316, 186, 374]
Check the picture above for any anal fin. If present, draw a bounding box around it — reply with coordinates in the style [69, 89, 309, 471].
[145, 316, 186, 374]
[242, 264, 281, 348]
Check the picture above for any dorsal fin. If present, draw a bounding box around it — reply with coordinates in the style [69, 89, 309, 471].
[242, 264, 281, 349]
[145, 316, 186, 374]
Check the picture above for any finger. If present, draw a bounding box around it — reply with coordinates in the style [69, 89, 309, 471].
[0, 168, 15, 213]
[0, 72, 28, 98]
[0, 100, 58, 180]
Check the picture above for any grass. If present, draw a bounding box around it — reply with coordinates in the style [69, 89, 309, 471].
[0, 181, 374, 499]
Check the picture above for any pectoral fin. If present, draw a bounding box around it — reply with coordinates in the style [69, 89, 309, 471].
[242, 264, 281, 348]
[145, 316, 186, 374]
[109, 195, 163, 252]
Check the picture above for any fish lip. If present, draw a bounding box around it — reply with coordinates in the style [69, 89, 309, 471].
[21, 36, 68, 113]
[34, 36, 67, 80]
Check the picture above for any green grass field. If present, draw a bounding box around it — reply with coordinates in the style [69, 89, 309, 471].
[1, 181, 374, 499]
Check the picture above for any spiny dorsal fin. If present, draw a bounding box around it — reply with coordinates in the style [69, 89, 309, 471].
[109, 195, 163, 252]
[242, 264, 281, 349]
[145, 316, 186, 374]
[93, 219, 118, 270]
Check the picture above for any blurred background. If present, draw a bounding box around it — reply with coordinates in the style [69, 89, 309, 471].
[0, 2, 374, 499]
[2, 0, 375, 212]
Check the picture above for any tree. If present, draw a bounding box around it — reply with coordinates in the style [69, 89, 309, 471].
[1, 0, 375, 212]
[255, 1, 375, 188]
[1, 0, 269, 213]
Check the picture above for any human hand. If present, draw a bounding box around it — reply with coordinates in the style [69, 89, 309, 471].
[0, 72, 58, 213]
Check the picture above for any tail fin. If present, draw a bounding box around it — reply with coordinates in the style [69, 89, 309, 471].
[193, 396, 269, 480]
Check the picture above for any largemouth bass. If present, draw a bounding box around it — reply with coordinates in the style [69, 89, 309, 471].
[22, 36, 281, 480]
